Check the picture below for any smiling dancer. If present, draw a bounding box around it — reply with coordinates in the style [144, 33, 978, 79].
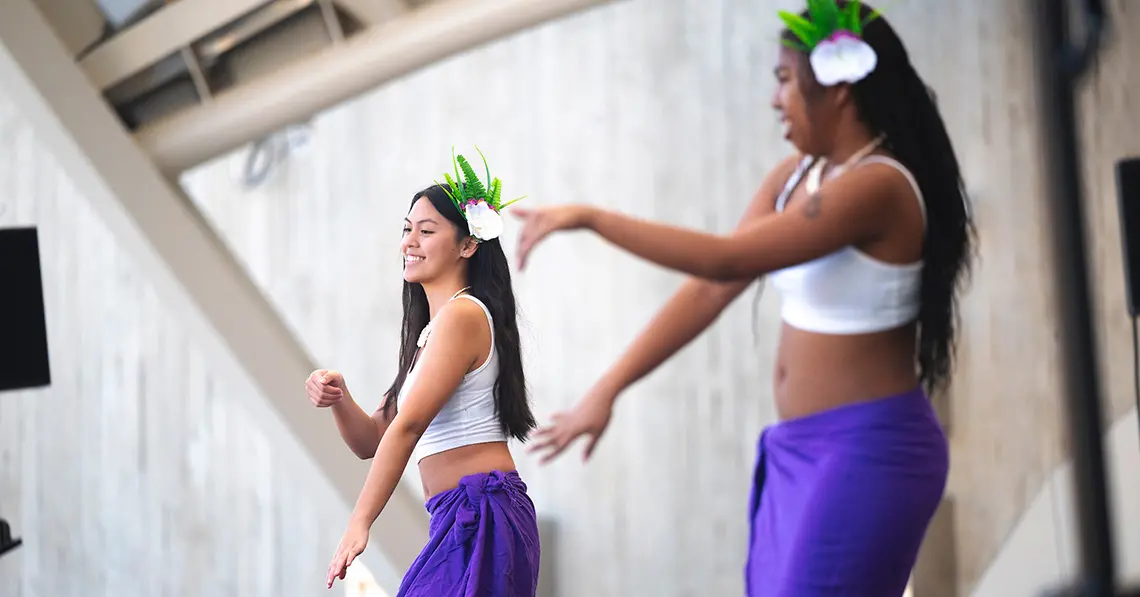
[512, 2, 974, 595]
[308, 149, 540, 595]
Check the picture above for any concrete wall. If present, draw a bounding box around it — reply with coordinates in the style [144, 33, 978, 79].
[1, 0, 1138, 595]
[972, 409, 1140, 595]
[0, 95, 356, 596]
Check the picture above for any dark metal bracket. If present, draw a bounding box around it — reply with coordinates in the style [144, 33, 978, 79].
[1033, 0, 1138, 594]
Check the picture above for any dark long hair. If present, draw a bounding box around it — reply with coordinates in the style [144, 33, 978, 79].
[382, 184, 535, 442]
[782, 2, 976, 396]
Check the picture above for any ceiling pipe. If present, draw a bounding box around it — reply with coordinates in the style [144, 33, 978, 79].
[133, 0, 617, 176]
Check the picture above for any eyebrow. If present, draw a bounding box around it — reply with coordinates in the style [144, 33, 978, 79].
[404, 218, 439, 225]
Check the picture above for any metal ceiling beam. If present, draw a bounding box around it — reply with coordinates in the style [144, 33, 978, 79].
[0, 0, 426, 590]
[335, 0, 408, 26]
[78, 0, 270, 90]
[134, 0, 617, 176]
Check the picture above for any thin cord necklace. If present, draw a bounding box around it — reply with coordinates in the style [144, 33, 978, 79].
[805, 134, 886, 194]
[416, 286, 472, 348]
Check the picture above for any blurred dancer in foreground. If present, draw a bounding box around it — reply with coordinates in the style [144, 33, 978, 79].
[513, 2, 973, 595]
[311, 150, 540, 595]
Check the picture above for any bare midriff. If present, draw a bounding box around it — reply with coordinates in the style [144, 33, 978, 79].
[416, 441, 518, 500]
[772, 322, 920, 421]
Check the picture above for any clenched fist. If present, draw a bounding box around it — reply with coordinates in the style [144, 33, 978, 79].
[306, 369, 347, 408]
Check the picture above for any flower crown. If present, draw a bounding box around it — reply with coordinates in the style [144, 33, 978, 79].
[435, 146, 525, 242]
[779, 0, 882, 86]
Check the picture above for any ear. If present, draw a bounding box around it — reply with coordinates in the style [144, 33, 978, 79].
[459, 236, 480, 259]
[832, 83, 854, 109]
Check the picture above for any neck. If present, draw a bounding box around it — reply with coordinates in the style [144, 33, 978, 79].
[821, 124, 880, 165]
[422, 274, 470, 319]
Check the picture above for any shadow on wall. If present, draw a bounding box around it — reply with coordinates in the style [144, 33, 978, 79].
[971, 409, 1140, 595]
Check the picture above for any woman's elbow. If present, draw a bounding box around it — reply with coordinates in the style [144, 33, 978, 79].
[352, 443, 377, 460]
[391, 416, 430, 442]
[704, 254, 762, 282]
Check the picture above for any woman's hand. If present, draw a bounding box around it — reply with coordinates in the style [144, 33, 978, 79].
[511, 204, 594, 270]
[528, 383, 618, 464]
[306, 369, 346, 408]
[326, 519, 370, 588]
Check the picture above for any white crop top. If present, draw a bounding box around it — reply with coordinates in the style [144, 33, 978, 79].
[767, 154, 927, 335]
[396, 294, 507, 462]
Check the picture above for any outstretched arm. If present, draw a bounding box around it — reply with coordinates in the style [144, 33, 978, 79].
[515, 161, 903, 281]
[325, 300, 485, 587]
[528, 156, 803, 463]
[590, 155, 803, 397]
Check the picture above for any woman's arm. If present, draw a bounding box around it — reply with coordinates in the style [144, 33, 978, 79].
[527, 157, 808, 463]
[326, 299, 486, 586]
[330, 395, 393, 460]
[592, 155, 804, 400]
[307, 370, 392, 459]
[346, 300, 484, 526]
[516, 161, 903, 281]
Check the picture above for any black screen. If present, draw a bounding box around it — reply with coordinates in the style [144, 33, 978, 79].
[0, 227, 51, 391]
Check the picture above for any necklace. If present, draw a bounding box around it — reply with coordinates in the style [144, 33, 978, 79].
[416, 286, 472, 348]
[805, 134, 886, 195]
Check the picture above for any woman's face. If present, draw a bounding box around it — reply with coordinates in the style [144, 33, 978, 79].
[772, 46, 816, 153]
[400, 197, 474, 284]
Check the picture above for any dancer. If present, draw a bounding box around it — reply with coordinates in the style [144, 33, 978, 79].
[309, 149, 540, 595]
[513, 2, 973, 595]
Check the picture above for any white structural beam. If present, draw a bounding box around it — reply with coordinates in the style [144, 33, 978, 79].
[78, 0, 271, 90]
[135, 0, 617, 176]
[0, 0, 426, 590]
[336, 0, 408, 27]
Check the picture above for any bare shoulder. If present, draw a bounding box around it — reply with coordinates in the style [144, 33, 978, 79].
[864, 156, 920, 199]
[435, 297, 489, 336]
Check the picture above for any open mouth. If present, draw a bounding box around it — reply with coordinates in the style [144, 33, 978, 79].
[404, 255, 424, 265]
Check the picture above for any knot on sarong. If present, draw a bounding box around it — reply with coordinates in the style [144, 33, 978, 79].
[453, 470, 522, 542]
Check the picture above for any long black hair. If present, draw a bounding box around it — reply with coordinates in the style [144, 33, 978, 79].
[782, 1, 976, 396]
[381, 184, 536, 442]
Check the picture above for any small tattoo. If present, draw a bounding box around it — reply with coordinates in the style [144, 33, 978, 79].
[802, 192, 822, 219]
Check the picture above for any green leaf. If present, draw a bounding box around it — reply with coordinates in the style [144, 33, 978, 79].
[846, 0, 863, 35]
[498, 196, 526, 210]
[807, 0, 839, 38]
[451, 146, 465, 202]
[778, 11, 821, 47]
[474, 145, 493, 195]
[442, 173, 459, 201]
[457, 155, 488, 201]
[489, 178, 502, 208]
[434, 178, 456, 203]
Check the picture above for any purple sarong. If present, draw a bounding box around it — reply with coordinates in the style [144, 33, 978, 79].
[746, 387, 949, 596]
[397, 469, 541, 597]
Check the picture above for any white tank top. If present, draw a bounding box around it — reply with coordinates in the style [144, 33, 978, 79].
[396, 294, 507, 462]
[767, 154, 927, 335]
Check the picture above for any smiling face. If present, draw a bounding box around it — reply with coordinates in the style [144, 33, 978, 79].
[771, 46, 852, 156]
[400, 196, 477, 285]
[772, 47, 817, 153]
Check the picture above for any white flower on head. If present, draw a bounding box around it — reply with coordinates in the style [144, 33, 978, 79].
[809, 30, 878, 86]
[464, 199, 503, 242]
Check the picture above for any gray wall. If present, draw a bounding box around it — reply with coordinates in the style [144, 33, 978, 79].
[3, 0, 1140, 596]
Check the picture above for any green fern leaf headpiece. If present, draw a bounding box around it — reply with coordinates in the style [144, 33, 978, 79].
[434, 146, 525, 242]
[778, 0, 884, 86]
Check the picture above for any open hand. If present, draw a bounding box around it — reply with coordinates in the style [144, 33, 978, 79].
[306, 369, 346, 408]
[511, 204, 593, 270]
[528, 384, 617, 464]
[326, 520, 369, 588]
